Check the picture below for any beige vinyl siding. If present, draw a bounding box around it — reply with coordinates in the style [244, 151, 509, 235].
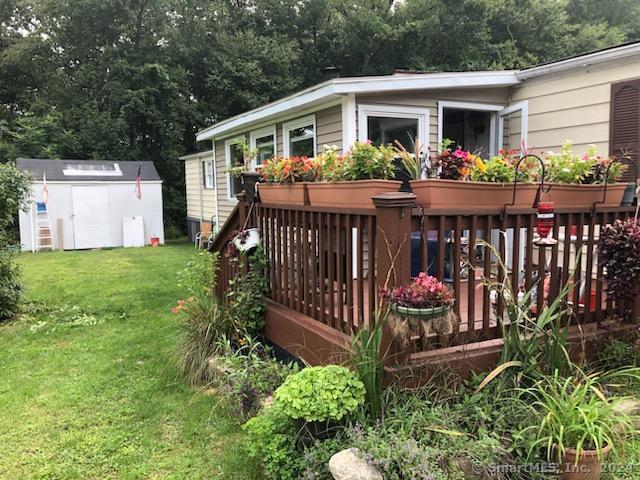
[512, 57, 640, 154]
[213, 104, 343, 227]
[215, 136, 244, 225]
[355, 88, 510, 151]
[183, 151, 217, 223]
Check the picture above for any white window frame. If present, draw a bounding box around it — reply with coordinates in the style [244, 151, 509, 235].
[498, 101, 529, 152]
[249, 125, 277, 168]
[225, 136, 246, 201]
[437, 100, 505, 156]
[203, 159, 215, 189]
[283, 114, 317, 158]
[357, 103, 430, 149]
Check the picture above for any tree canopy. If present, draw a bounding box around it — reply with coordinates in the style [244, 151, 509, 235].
[1, 0, 638, 230]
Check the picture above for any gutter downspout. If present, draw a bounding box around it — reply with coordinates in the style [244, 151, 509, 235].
[213, 141, 220, 234]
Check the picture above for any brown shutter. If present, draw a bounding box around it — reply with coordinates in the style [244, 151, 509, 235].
[610, 79, 640, 182]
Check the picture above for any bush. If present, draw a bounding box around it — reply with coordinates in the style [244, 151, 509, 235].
[598, 217, 640, 304]
[274, 365, 365, 422]
[217, 336, 299, 418]
[0, 247, 22, 322]
[176, 250, 218, 296]
[243, 406, 302, 480]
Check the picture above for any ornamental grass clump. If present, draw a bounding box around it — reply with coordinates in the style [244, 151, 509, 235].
[598, 217, 640, 305]
[274, 365, 365, 422]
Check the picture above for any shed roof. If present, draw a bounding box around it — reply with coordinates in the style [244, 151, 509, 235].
[16, 159, 162, 182]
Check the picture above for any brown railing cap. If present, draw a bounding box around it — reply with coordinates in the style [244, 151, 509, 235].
[372, 192, 417, 208]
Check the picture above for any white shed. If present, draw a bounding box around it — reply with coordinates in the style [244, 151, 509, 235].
[17, 159, 165, 251]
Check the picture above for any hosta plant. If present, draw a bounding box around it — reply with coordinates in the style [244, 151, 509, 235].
[598, 217, 640, 303]
[274, 365, 365, 422]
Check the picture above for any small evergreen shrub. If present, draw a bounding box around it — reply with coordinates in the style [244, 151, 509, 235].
[274, 365, 365, 422]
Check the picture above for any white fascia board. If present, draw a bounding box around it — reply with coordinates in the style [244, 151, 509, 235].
[517, 43, 640, 80]
[333, 71, 520, 94]
[196, 71, 520, 142]
[196, 82, 338, 141]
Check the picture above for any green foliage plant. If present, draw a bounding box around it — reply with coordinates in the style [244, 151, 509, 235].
[521, 371, 635, 464]
[176, 250, 218, 297]
[334, 141, 396, 181]
[0, 248, 24, 322]
[227, 246, 269, 336]
[393, 139, 429, 180]
[243, 406, 302, 480]
[274, 365, 365, 422]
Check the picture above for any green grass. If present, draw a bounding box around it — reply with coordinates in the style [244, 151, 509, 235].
[0, 244, 261, 479]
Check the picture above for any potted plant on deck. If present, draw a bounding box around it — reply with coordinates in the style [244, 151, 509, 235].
[306, 142, 402, 208]
[523, 372, 635, 480]
[542, 141, 629, 208]
[257, 156, 317, 205]
[383, 272, 457, 349]
[395, 140, 539, 209]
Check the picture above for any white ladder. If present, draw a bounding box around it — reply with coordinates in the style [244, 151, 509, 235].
[35, 203, 54, 251]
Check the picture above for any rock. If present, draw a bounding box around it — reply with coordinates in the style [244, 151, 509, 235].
[614, 398, 640, 428]
[329, 448, 383, 480]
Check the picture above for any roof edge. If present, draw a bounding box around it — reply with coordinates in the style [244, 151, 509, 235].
[517, 42, 640, 80]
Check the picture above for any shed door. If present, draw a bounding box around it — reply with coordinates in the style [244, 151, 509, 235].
[72, 186, 111, 249]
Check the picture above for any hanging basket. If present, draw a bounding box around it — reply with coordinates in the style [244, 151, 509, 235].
[232, 227, 261, 253]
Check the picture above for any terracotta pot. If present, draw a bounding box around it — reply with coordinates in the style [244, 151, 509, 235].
[560, 444, 611, 480]
[257, 182, 307, 205]
[543, 183, 629, 208]
[410, 179, 539, 209]
[306, 180, 402, 208]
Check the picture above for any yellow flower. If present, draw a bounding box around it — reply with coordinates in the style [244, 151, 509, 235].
[473, 155, 487, 172]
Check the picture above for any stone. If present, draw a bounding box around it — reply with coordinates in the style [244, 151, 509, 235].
[329, 448, 383, 480]
[614, 398, 640, 428]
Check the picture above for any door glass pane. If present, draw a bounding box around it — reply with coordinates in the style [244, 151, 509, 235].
[229, 143, 244, 197]
[367, 116, 418, 148]
[289, 124, 314, 157]
[255, 134, 275, 164]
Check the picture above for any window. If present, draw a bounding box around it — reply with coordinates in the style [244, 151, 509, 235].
[357, 104, 429, 150]
[203, 160, 214, 189]
[225, 137, 245, 199]
[283, 115, 316, 157]
[437, 101, 504, 156]
[63, 163, 123, 176]
[250, 126, 276, 166]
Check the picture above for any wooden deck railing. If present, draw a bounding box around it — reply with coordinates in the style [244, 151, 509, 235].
[212, 189, 636, 365]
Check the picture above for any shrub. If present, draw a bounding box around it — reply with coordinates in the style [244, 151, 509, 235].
[177, 250, 218, 297]
[274, 365, 365, 422]
[598, 217, 640, 304]
[243, 406, 303, 480]
[0, 247, 22, 322]
[217, 336, 299, 418]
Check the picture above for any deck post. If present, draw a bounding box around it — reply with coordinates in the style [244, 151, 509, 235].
[373, 192, 416, 366]
[236, 191, 249, 275]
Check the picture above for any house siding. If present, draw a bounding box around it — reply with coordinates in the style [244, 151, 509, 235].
[184, 151, 217, 227]
[511, 57, 640, 154]
[212, 104, 343, 227]
[355, 88, 511, 151]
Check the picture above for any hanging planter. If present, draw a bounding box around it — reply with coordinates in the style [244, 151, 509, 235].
[232, 227, 261, 253]
[542, 182, 629, 208]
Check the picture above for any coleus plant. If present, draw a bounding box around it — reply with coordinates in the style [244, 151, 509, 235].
[598, 217, 640, 303]
[383, 272, 454, 309]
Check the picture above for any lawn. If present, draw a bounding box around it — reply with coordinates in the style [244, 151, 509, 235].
[0, 244, 261, 479]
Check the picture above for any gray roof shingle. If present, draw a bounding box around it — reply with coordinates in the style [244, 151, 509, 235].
[16, 158, 162, 182]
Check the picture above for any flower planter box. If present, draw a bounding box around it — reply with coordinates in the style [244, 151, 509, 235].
[306, 180, 402, 208]
[542, 183, 629, 208]
[257, 183, 307, 205]
[409, 179, 539, 209]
